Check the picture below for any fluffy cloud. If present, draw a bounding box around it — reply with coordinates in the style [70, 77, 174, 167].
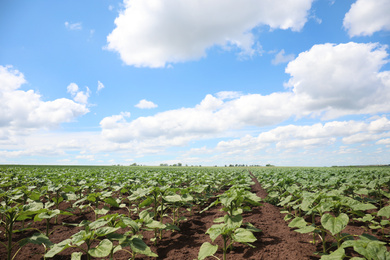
[101, 42, 390, 146]
[285, 42, 390, 119]
[0, 66, 89, 140]
[343, 0, 390, 37]
[106, 0, 314, 67]
[217, 117, 390, 151]
[67, 83, 90, 104]
[100, 91, 297, 143]
[135, 99, 158, 109]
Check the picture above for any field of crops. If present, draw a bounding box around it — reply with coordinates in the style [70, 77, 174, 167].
[1, 165, 390, 260]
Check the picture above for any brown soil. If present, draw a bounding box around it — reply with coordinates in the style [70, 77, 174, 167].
[2, 176, 370, 260]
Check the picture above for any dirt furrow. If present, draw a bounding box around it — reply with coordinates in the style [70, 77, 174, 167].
[247, 172, 319, 259]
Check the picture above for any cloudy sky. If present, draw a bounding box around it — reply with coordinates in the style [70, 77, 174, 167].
[1, 0, 390, 166]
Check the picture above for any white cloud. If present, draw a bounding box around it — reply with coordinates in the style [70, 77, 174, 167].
[271, 49, 295, 65]
[215, 91, 242, 100]
[100, 42, 390, 147]
[135, 99, 158, 109]
[100, 92, 296, 144]
[0, 65, 89, 141]
[97, 81, 105, 92]
[106, 0, 314, 67]
[343, 0, 390, 37]
[67, 83, 90, 104]
[376, 138, 390, 145]
[65, 21, 82, 30]
[285, 42, 390, 119]
[216, 117, 390, 152]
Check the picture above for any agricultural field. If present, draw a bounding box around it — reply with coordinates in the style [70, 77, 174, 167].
[1, 165, 390, 259]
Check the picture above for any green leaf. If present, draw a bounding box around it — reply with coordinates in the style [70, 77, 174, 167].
[165, 223, 180, 231]
[206, 223, 225, 242]
[233, 228, 257, 243]
[95, 206, 110, 215]
[38, 209, 61, 219]
[288, 217, 308, 228]
[88, 239, 112, 257]
[89, 218, 109, 229]
[342, 239, 390, 260]
[244, 222, 261, 233]
[224, 214, 243, 230]
[146, 220, 166, 229]
[295, 225, 316, 234]
[321, 213, 349, 236]
[71, 230, 88, 245]
[213, 216, 225, 223]
[44, 239, 72, 258]
[378, 205, 390, 218]
[20, 233, 53, 247]
[121, 217, 140, 232]
[130, 237, 158, 257]
[164, 194, 182, 202]
[71, 252, 83, 260]
[104, 197, 119, 207]
[198, 242, 218, 260]
[320, 248, 346, 260]
[95, 226, 120, 236]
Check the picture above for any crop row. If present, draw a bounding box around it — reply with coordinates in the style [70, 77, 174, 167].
[0, 166, 261, 260]
[252, 167, 390, 259]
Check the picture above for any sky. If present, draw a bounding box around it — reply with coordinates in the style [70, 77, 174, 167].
[1, 0, 390, 166]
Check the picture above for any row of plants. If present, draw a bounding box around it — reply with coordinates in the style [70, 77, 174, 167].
[0, 165, 260, 259]
[251, 167, 390, 259]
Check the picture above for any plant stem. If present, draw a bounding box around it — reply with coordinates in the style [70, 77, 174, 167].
[222, 235, 227, 260]
[46, 219, 50, 236]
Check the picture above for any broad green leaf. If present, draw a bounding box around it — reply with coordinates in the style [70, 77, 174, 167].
[224, 214, 242, 230]
[164, 194, 182, 202]
[245, 222, 261, 233]
[121, 217, 140, 232]
[278, 195, 292, 206]
[19, 233, 53, 247]
[130, 237, 158, 257]
[165, 223, 180, 231]
[341, 197, 376, 211]
[342, 239, 390, 260]
[213, 216, 225, 223]
[378, 205, 390, 218]
[89, 218, 109, 229]
[104, 197, 119, 208]
[288, 217, 308, 228]
[295, 225, 316, 234]
[233, 228, 257, 243]
[320, 248, 345, 260]
[364, 242, 390, 260]
[44, 239, 72, 258]
[146, 220, 166, 229]
[23, 202, 43, 212]
[206, 223, 225, 242]
[71, 230, 89, 244]
[321, 213, 349, 236]
[71, 252, 83, 260]
[95, 206, 110, 215]
[95, 226, 120, 236]
[38, 209, 61, 219]
[88, 239, 112, 257]
[198, 242, 218, 260]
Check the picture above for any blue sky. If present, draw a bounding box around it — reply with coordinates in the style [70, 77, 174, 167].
[1, 0, 390, 166]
